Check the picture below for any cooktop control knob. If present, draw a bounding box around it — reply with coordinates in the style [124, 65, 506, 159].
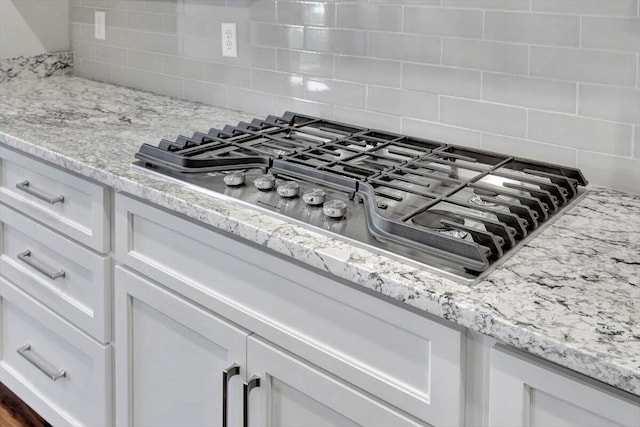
[323, 200, 347, 219]
[302, 188, 326, 206]
[254, 174, 276, 191]
[277, 181, 300, 198]
[223, 171, 245, 186]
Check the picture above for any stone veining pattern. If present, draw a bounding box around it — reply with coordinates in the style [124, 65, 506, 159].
[0, 77, 638, 396]
[0, 52, 72, 83]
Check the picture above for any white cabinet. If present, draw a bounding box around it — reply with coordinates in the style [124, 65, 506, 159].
[115, 266, 426, 427]
[488, 346, 640, 427]
[0, 145, 110, 253]
[114, 266, 249, 427]
[0, 144, 113, 426]
[0, 276, 112, 427]
[115, 193, 465, 426]
[246, 336, 426, 427]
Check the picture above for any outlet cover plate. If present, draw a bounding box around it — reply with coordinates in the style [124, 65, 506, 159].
[95, 11, 106, 40]
[221, 22, 238, 58]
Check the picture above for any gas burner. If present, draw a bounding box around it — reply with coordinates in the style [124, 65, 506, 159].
[133, 111, 588, 279]
[412, 209, 464, 230]
[469, 194, 498, 207]
[412, 209, 469, 239]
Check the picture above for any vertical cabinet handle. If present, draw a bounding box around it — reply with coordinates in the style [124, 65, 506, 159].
[243, 375, 261, 427]
[222, 363, 240, 427]
[17, 250, 66, 280]
[17, 344, 66, 381]
[15, 180, 64, 205]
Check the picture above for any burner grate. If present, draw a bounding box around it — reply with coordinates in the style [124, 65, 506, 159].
[135, 111, 588, 274]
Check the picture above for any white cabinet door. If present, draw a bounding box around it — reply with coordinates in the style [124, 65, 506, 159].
[245, 336, 428, 427]
[488, 346, 640, 427]
[114, 266, 249, 427]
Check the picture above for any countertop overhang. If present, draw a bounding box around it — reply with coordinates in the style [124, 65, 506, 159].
[0, 76, 638, 396]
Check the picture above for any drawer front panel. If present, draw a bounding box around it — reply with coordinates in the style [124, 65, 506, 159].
[116, 194, 464, 426]
[0, 277, 111, 427]
[0, 204, 111, 343]
[0, 146, 109, 252]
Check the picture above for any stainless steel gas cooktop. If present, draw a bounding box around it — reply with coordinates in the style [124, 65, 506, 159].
[132, 112, 588, 281]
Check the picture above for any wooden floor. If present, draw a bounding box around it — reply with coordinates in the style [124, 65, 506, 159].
[0, 383, 50, 427]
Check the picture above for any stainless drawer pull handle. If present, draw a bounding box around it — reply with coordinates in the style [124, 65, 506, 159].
[17, 344, 66, 381]
[243, 375, 261, 427]
[16, 180, 64, 205]
[17, 250, 66, 280]
[222, 363, 240, 427]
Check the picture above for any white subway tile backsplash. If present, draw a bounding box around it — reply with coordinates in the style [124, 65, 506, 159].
[277, 96, 334, 118]
[403, 63, 482, 98]
[205, 63, 251, 88]
[145, 0, 179, 14]
[440, 97, 527, 137]
[443, 0, 530, 10]
[183, 79, 226, 105]
[305, 78, 366, 108]
[70, 0, 640, 193]
[164, 57, 205, 80]
[75, 59, 112, 82]
[576, 151, 640, 194]
[106, 9, 129, 29]
[443, 39, 529, 74]
[483, 73, 577, 113]
[481, 134, 577, 167]
[227, 87, 277, 115]
[484, 12, 580, 46]
[250, 69, 304, 97]
[277, 2, 335, 27]
[143, 71, 183, 98]
[144, 33, 180, 54]
[335, 56, 401, 87]
[163, 15, 177, 34]
[404, 7, 483, 38]
[303, 28, 367, 56]
[336, 4, 402, 32]
[578, 84, 640, 124]
[532, 0, 639, 16]
[368, 32, 440, 64]
[530, 46, 637, 86]
[367, 86, 438, 121]
[402, 118, 483, 148]
[528, 111, 633, 156]
[109, 28, 146, 50]
[277, 50, 334, 78]
[250, 22, 303, 49]
[582, 17, 640, 52]
[95, 45, 127, 67]
[126, 51, 163, 72]
[128, 11, 164, 32]
[111, 65, 145, 89]
[333, 106, 402, 133]
[72, 40, 96, 60]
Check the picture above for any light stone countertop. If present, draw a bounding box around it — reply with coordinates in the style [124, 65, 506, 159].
[0, 76, 638, 396]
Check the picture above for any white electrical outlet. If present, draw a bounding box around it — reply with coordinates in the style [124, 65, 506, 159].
[221, 22, 238, 58]
[95, 11, 106, 40]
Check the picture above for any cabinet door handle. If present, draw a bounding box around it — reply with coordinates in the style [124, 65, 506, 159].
[243, 375, 261, 427]
[17, 250, 66, 280]
[16, 180, 64, 205]
[17, 344, 66, 381]
[222, 363, 240, 427]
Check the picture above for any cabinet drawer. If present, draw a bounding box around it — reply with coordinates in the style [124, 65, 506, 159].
[0, 204, 111, 343]
[0, 276, 112, 427]
[0, 145, 110, 253]
[116, 194, 465, 426]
